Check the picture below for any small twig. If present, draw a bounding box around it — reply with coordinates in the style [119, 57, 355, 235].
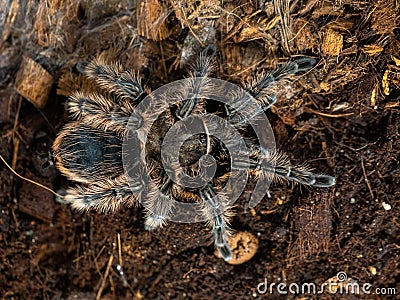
[0, 154, 64, 199]
[12, 96, 22, 143]
[159, 41, 168, 80]
[229, 57, 266, 77]
[334, 141, 371, 152]
[36, 108, 57, 135]
[93, 245, 107, 278]
[116, 234, 131, 288]
[288, 20, 309, 43]
[175, 4, 205, 47]
[11, 138, 19, 170]
[96, 253, 114, 300]
[361, 156, 374, 199]
[222, 8, 262, 41]
[274, 0, 291, 55]
[11, 97, 22, 169]
[304, 107, 354, 118]
[182, 268, 195, 278]
[117, 233, 123, 267]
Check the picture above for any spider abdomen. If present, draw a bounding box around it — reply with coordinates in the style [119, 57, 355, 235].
[53, 122, 123, 184]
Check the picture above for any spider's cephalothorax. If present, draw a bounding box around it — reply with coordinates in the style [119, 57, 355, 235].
[53, 47, 335, 261]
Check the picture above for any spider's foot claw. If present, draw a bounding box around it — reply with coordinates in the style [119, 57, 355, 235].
[217, 243, 233, 262]
[144, 224, 156, 231]
[55, 188, 69, 204]
[293, 57, 317, 72]
[144, 214, 166, 231]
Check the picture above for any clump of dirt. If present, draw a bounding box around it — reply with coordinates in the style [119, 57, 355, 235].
[0, 0, 399, 299]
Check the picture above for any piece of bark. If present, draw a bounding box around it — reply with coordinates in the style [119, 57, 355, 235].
[15, 56, 53, 108]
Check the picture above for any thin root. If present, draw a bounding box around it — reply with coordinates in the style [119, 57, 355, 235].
[0, 154, 65, 199]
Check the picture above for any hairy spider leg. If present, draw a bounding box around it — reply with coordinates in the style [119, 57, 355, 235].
[67, 57, 148, 137]
[143, 178, 175, 230]
[233, 145, 335, 187]
[64, 175, 143, 213]
[176, 45, 217, 119]
[67, 91, 143, 136]
[227, 58, 316, 126]
[84, 55, 145, 102]
[200, 184, 233, 261]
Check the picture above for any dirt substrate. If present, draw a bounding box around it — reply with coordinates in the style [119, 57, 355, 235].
[0, 0, 399, 299]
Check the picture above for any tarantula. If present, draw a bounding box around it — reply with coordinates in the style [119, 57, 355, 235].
[53, 45, 335, 261]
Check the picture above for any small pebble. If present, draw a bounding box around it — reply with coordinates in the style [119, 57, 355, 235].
[368, 266, 377, 275]
[382, 202, 391, 211]
[215, 231, 259, 265]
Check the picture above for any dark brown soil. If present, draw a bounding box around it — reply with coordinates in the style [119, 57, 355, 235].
[1, 0, 399, 299]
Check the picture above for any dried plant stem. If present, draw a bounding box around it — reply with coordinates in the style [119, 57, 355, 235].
[96, 252, 114, 300]
[0, 154, 64, 199]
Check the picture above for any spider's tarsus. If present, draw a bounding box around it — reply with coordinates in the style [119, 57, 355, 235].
[143, 181, 174, 230]
[276, 166, 336, 188]
[218, 243, 233, 262]
[199, 185, 233, 261]
[291, 57, 317, 73]
[55, 188, 69, 204]
[76, 61, 88, 74]
[313, 174, 336, 187]
[236, 146, 336, 188]
[273, 57, 316, 79]
[144, 213, 167, 230]
[213, 215, 233, 261]
[213, 213, 233, 261]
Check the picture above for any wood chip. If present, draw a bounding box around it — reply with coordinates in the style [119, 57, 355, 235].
[362, 44, 384, 56]
[14, 57, 53, 108]
[137, 0, 170, 41]
[370, 83, 378, 107]
[322, 29, 343, 56]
